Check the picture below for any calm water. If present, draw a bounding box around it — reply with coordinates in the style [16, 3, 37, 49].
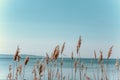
[0, 57, 119, 80]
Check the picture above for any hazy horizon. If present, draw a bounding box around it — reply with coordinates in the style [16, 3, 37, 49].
[0, 0, 120, 58]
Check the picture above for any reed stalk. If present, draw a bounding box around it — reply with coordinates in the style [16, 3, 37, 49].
[115, 58, 119, 80]
[7, 65, 12, 80]
[13, 46, 20, 80]
[106, 46, 113, 80]
[93, 50, 96, 80]
[61, 59, 63, 80]
[76, 36, 81, 80]
[71, 52, 74, 80]
[23, 56, 29, 80]
[78, 53, 81, 80]
[74, 60, 77, 80]
[23, 65, 26, 80]
[13, 61, 15, 79]
[60, 42, 65, 80]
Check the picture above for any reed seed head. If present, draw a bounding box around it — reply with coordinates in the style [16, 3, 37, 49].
[107, 46, 113, 59]
[24, 56, 29, 65]
[61, 42, 65, 54]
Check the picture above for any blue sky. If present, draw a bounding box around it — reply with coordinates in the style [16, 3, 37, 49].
[0, 0, 120, 58]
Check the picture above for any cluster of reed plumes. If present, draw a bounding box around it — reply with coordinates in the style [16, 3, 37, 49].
[7, 36, 119, 80]
[7, 46, 30, 80]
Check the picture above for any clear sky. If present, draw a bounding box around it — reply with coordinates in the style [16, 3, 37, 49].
[0, 0, 120, 58]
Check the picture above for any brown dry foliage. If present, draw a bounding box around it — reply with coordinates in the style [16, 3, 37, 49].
[24, 56, 29, 65]
[115, 58, 119, 68]
[77, 36, 81, 54]
[94, 50, 96, 59]
[39, 64, 43, 75]
[14, 46, 20, 61]
[39, 63, 46, 75]
[98, 50, 103, 64]
[107, 46, 113, 59]
[17, 64, 22, 75]
[46, 53, 49, 64]
[53, 45, 60, 60]
[61, 42, 65, 54]
[74, 60, 77, 73]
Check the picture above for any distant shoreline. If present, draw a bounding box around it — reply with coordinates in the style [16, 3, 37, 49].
[0, 54, 117, 60]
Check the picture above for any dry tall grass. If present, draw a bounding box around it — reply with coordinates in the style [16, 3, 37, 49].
[6, 36, 119, 80]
